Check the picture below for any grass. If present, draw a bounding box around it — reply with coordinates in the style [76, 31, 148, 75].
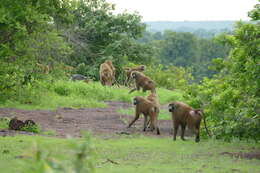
[0, 135, 259, 173]
[1, 80, 258, 172]
[0, 117, 10, 129]
[0, 81, 184, 110]
[0, 117, 41, 133]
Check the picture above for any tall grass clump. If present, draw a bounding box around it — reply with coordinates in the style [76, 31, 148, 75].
[0, 79, 185, 110]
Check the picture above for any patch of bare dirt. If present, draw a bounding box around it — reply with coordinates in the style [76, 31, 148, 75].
[221, 151, 260, 160]
[0, 101, 176, 138]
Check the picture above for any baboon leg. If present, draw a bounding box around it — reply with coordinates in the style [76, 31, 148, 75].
[181, 124, 186, 141]
[143, 115, 148, 131]
[195, 121, 201, 142]
[173, 122, 179, 141]
[194, 128, 200, 142]
[156, 126, 160, 135]
[155, 119, 160, 135]
[125, 76, 130, 86]
[149, 114, 156, 132]
[128, 113, 140, 128]
[149, 113, 160, 135]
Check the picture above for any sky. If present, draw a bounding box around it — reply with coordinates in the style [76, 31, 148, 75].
[107, 0, 259, 21]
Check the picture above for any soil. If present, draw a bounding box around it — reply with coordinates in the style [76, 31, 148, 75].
[0, 101, 175, 138]
[1, 101, 259, 160]
[221, 151, 260, 160]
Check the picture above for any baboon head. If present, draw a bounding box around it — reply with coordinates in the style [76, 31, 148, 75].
[131, 71, 140, 79]
[168, 103, 177, 112]
[139, 65, 145, 71]
[133, 96, 142, 105]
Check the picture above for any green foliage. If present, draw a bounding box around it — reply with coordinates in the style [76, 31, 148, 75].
[66, 0, 151, 80]
[140, 30, 230, 81]
[184, 17, 260, 141]
[19, 133, 96, 173]
[21, 123, 41, 134]
[145, 64, 193, 90]
[248, 2, 260, 20]
[0, 117, 10, 129]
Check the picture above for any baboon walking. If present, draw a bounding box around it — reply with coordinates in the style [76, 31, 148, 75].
[128, 96, 160, 135]
[168, 101, 203, 142]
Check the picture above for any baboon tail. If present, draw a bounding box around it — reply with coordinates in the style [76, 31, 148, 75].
[203, 114, 211, 137]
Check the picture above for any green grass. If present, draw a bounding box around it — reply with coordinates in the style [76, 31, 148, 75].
[0, 135, 259, 173]
[0, 81, 184, 110]
[0, 117, 10, 129]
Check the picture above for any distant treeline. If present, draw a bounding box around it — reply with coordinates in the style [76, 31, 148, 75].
[145, 21, 235, 38]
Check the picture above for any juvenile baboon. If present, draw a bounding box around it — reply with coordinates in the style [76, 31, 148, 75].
[24, 120, 36, 126]
[9, 118, 37, 130]
[99, 60, 115, 86]
[9, 117, 25, 130]
[124, 65, 145, 85]
[146, 92, 160, 128]
[129, 71, 156, 93]
[147, 92, 159, 107]
[168, 101, 203, 142]
[128, 96, 160, 135]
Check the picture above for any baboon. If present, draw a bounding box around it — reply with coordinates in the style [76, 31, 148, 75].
[105, 60, 116, 76]
[129, 71, 156, 93]
[146, 92, 159, 107]
[168, 101, 203, 142]
[9, 117, 25, 130]
[36, 63, 50, 74]
[128, 96, 160, 135]
[24, 120, 36, 126]
[146, 92, 160, 128]
[99, 60, 115, 86]
[124, 65, 145, 85]
[9, 118, 36, 130]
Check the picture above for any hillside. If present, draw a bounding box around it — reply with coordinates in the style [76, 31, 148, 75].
[145, 21, 235, 32]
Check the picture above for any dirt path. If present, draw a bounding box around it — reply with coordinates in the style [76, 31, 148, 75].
[0, 101, 174, 137]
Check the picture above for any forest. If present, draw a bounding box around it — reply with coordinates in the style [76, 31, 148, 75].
[0, 0, 259, 172]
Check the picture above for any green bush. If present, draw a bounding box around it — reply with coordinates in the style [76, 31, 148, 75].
[145, 64, 193, 90]
[184, 19, 260, 141]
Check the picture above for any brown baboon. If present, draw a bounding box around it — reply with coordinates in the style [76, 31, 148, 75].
[128, 96, 160, 135]
[24, 120, 36, 126]
[99, 60, 115, 86]
[146, 92, 160, 128]
[147, 92, 159, 107]
[124, 65, 145, 85]
[9, 117, 25, 130]
[129, 71, 156, 93]
[36, 63, 50, 74]
[168, 101, 203, 142]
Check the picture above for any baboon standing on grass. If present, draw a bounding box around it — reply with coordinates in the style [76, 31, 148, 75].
[124, 65, 145, 85]
[99, 60, 115, 86]
[168, 101, 203, 142]
[129, 71, 156, 93]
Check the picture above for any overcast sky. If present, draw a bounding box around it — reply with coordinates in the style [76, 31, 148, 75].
[107, 0, 258, 21]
